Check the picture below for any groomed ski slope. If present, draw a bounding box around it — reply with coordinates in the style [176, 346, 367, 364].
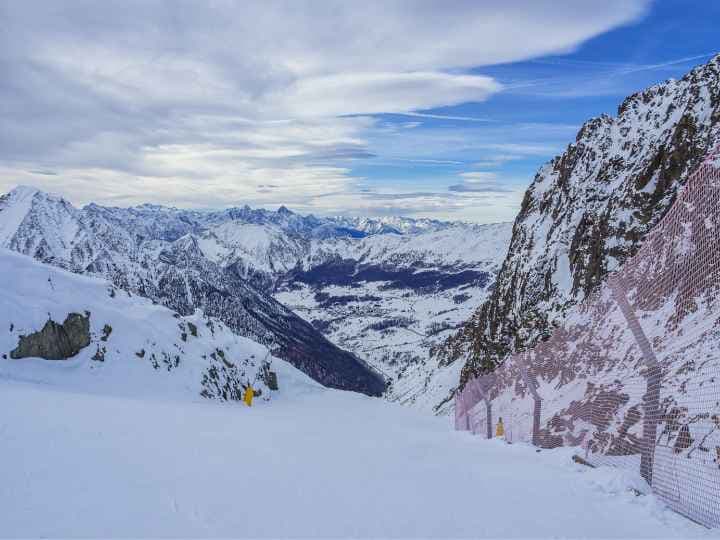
[0, 380, 712, 538]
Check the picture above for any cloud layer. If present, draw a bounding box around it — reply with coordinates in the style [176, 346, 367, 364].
[0, 1, 650, 220]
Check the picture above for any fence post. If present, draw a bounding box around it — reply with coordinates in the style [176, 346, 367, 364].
[455, 390, 468, 431]
[518, 352, 543, 446]
[532, 399, 542, 446]
[463, 390, 472, 431]
[643, 364, 662, 485]
[468, 377, 493, 439]
[608, 274, 661, 485]
[485, 399, 493, 439]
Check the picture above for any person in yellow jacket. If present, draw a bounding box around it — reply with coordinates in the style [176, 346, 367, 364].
[244, 384, 254, 407]
[495, 417, 505, 438]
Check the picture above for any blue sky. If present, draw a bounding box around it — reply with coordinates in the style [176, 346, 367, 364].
[351, 0, 720, 221]
[1, 1, 718, 222]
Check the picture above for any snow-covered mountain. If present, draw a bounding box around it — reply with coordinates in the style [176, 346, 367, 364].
[0, 185, 511, 407]
[0, 187, 386, 396]
[0, 249, 317, 401]
[440, 53, 720, 385]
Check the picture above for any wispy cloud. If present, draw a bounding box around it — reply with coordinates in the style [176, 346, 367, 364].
[459, 171, 499, 182]
[448, 183, 511, 193]
[608, 52, 718, 76]
[447, 170, 516, 195]
[506, 52, 719, 98]
[392, 112, 494, 123]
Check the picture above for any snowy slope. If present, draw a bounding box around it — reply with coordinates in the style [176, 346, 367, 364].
[0, 248, 710, 535]
[0, 249, 318, 401]
[0, 377, 709, 538]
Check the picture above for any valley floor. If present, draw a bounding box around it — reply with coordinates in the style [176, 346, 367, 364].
[0, 380, 713, 538]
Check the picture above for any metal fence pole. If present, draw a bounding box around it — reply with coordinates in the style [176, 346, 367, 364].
[485, 399, 493, 439]
[518, 352, 543, 446]
[608, 274, 662, 485]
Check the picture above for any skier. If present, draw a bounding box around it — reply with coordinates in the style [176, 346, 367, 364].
[244, 384, 254, 407]
[495, 417, 505, 438]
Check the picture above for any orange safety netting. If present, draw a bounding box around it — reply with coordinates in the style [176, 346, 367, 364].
[456, 145, 720, 528]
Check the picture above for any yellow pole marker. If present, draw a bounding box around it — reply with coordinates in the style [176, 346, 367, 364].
[244, 385, 254, 407]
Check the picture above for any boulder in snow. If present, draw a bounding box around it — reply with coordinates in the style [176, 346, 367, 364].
[10, 312, 91, 360]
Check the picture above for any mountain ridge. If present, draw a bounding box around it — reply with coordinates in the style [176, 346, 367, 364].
[0, 186, 387, 396]
[439, 53, 720, 386]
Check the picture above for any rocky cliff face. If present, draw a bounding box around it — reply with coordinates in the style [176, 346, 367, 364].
[440, 54, 720, 383]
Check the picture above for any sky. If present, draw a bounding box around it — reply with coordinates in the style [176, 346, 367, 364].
[0, 0, 718, 223]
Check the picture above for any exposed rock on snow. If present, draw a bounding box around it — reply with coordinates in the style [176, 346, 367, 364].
[10, 312, 90, 360]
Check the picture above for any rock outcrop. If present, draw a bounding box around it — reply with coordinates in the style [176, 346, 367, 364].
[11, 312, 91, 360]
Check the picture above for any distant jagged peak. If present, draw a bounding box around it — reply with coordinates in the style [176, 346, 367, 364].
[326, 214, 463, 236]
[3, 184, 69, 205]
[0, 184, 499, 242]
[5, 184, 40, 200]
[617, 52, 720, 114]
[0, 184, 79, 226]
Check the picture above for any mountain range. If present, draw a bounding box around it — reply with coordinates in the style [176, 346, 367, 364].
[0, 186, 510, 404]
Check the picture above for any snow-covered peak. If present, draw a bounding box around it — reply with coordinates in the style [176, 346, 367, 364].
[327, 215, 459, 236]
[0, 184, 85, 262]
[0, 186, 38, 245]
[5, 184, 41, 199]
[0, 184, 511, 282]
[0, 186, 390, 396]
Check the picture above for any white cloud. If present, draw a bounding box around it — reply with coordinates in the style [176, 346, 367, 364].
[0, 0, 650, 220]
[459, 172, 499, 183]
[274, 72, 501, 117]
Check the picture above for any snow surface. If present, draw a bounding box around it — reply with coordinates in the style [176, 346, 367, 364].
[0, 377, 712, 538]
[0, 235, 712, 537]
[0, 249, 317, 401]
